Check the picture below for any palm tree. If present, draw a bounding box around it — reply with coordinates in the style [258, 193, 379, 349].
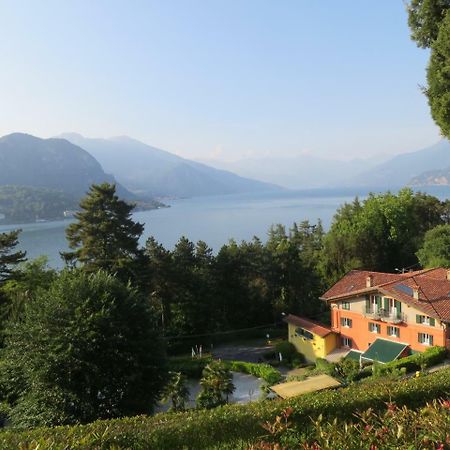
[196, 360, 235, 409]
[161, 371, 190, 412]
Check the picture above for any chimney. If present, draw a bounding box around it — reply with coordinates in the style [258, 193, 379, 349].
[366, 275, 373, 288]
[413, 288, 420, 300]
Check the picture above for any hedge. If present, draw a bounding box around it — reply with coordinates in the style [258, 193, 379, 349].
[168, 356, 282, 384]
[2, 366, 450, 449]
[223, 361, 282, 385]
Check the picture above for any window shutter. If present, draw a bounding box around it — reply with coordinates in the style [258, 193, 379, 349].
[418, 333, 422, 343]
[430, 317, 435, 326]
[430, 335, 434, 345]
[395, 300, 401, 313]
[416, 315, 421, 324]
[384, 297, 389, 311]
[365, 295, 370, 312]
[376, 295, 382, 309]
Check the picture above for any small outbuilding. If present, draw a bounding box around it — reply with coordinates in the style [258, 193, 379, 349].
[284, 314, 337, 362]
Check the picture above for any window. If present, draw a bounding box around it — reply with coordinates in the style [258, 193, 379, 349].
[416, 315, 436, 326]
[296, 327, 313, 340]
[341, 317, 352, 328]
[368, 322, 381, 334]
[387, 326, 400, 338]
[418, 333, 434, 346]
[341, 337, 352, 347]
[342, 301, 350, 310]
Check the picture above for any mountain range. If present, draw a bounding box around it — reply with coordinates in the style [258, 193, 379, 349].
[199, 140, 450, 190]
[58, 133, 281, 197]
[0, 133, 133, 199]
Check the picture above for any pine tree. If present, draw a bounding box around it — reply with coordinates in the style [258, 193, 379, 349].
[62, 183, 145, 282]
[0, 230, 26, 283]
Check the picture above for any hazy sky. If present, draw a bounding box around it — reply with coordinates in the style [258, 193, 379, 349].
[0, 1, 442, 161]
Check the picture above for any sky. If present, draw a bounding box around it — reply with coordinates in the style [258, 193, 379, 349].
[0, 0, 443, 161]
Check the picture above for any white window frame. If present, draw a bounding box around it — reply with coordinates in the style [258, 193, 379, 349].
[388, 326, 400, 338]
[418, 332, 433, 346]
[369, 322, 380, 334]
[341, 337, 352, 348]
[341, 317, 352, 328]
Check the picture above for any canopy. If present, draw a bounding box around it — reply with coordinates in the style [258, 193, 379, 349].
[361, 338, 409, 364]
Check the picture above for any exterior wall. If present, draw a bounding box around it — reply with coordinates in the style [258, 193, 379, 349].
[330, 295, 447, 353]
[287, 323, 337, 362]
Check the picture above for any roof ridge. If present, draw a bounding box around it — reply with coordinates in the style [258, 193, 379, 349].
[411, 275, 443, 320]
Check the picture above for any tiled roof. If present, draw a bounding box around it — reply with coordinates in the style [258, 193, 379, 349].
[321, 268, 450, 322]
[283, 314, 334, 337]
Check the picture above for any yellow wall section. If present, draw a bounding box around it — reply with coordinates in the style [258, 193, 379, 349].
[288, 323, 337, 362]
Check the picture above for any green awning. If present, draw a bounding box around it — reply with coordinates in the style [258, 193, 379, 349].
[345, 350, 363, 362]
[361, 338, 409, 364]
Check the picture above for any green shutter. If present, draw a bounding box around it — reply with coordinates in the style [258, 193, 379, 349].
[430, 335, 434, 345]
[416, 314, 421, 324]
[376, 295, 382, 309]
[395, 300, 401, 313]
[384, 297, 389, 311]
[430, 317, 435, 326]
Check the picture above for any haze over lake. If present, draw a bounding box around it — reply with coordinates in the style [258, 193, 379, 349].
[2, 187, 450, 268]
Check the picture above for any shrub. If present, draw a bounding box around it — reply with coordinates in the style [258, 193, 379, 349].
[313, 358, 336, 376]
[274, 341, 299, 363]
[167, 355, 213, 378]
[224, 361, 282, 385]
[3, 366, 450, 449]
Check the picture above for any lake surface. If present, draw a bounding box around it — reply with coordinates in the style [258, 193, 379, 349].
[2, 187, 450, 268]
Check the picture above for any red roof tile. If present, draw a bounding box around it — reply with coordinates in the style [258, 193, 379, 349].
[283, 314, 334, 338]
[321, 268, 450, 322]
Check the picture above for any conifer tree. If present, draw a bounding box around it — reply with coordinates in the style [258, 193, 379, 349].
[0, 230, 26, 283]
[62, 183, 144, 282]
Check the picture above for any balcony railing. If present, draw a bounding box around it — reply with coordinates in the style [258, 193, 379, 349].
[363, 307, 406, 324]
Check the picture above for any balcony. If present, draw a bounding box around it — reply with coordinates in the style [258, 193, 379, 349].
[364, 307, 406, 324]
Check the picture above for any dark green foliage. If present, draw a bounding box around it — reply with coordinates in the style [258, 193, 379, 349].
[427, 12, 450, 139]
[0, 230, 26, 284]
[313, 358, 336, 376]
[274, 341, 299, 364]
[407, 1, 450, 138]
[167, 355, 213, 379]
[161, 372, 190, 412]
[0, 185, 78, 224]
[320, 189, 444, 284]
[407, 0, 450, 48]
[63, 183, 145, 283]
[196, 361, 235, 409]
[0, 270, 166, 427]
[3, 366, 450, 449]
[417, 223, 450, 266]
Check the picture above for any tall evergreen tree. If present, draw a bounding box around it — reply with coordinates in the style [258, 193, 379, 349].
[0, 230, 26, 283]
[62, 183, 145, 283]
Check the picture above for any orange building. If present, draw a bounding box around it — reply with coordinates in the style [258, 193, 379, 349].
[320, 268, 450, 357]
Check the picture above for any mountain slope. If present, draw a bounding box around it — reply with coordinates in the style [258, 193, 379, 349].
[351, 140, 450, 188]
[59, 133, 282, 197]
[409, 166, 450, 186]
[0, 133, 133, 198]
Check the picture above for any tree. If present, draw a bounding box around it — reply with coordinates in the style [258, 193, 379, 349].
[196, 360, 234, 409]
[320, 189, 444, 284]
[417, 224, 450, 267]
[426, 12, 450, 138]
[407, 0, 450, 48]
[0, 230, 26, 284]
[407, 1, 450, 138]
[62, 183, 145, 283]
[0, 270, 166, 427]
[161, 371, 190, 412]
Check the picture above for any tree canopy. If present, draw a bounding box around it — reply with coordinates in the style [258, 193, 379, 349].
[0, 270, 166, 427]
[0, 230, 26, 284]
[417, 224, 450, 267]
[63, 183, 145, 283]
[407, 0, 450, 138]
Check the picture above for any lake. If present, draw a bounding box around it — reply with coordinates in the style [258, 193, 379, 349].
[1, 187, 450, 268]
